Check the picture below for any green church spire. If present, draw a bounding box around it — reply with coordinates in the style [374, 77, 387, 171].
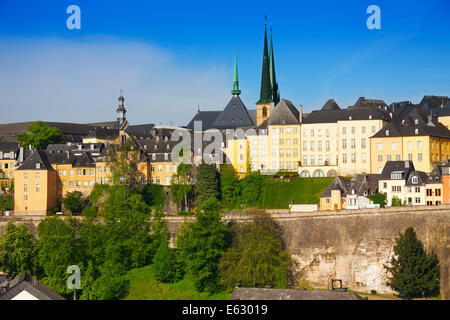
[269, 25, 280, 105]
[257, 17, 272, 104]
[231, 54, 241, 95]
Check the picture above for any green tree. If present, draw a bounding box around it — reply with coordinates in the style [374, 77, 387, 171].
[152, 241, 184, 283]
[219, 212, 291, 290]
[0, 221, 35, 277]
[17, 121, 63, 150]
[141, 183, 166, 208]
[106, 138, 145, 193]
[36, 217, 79, 296]
[92, 260, 129, 300]
[176, 198, 230, 293]
[171, 163, 194, 211]
[240, 172, 264, 207]
[220, 164, 240, 210]
[384, 227, 440, 299]
[391, 196, 404, 207]
[367, 193, 387, 208]
[194, 163, 220, 207]
[62, 190, 84, 214]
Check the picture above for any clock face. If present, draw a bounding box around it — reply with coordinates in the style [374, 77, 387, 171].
[332, 280, 341, 289]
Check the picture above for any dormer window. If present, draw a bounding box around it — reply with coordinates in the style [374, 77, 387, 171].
[154, 145, 157, 150]
[389, 112, 393, 118]
[386, 130, 390, 136]
[349, 116, 352, 120]
[415, 129, 419, 135]
[402, 120, 405, 125]
[412, 176, 418, 184]
[415, 119, 418, 125]
[369, 115, 372, 119]
[36, 163, 41, 169]
[391, 171, 403, 179]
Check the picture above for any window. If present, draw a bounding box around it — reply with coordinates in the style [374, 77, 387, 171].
[98, 178, 102, 184]
[158, 165, 162, 172]
[392, 142, 397, 150]
[426, 189, 433, 196]
[279, 139, 284, 145]
[90, 169, 94, 176]
[415, 186, 420, 193]
[318, 129, 322, 136]
[76, 181, 81, 187]
[387, 155, 392, 162]
[164, 153, 168, 160]
[326, 129, 330, 137]
[326, 141, 330, 150]
[351, 127, 355, 134]
[84, 181, 88, 187]
[303, 129, 307, 137]
[98, 166, 102, 173]
[303, 142, 308, 151]
[90, 181, 94, 187]
[310, 156, 315, 165]
[63, 170, 67, 176]
[436, 189, 441, 196]
[35, 173, 40, 180]
[351, 153, 356, 163]
[23, 173, 28, 180]
[378, 155, 383, 162]
[362, 153, 367, 163]
[396, 155, 401, 161]
[372, 126, 376, 133]
[342, 127, 346, 134]
[310, 142, 315, 151]
[70, 181, 74, 187]
[240, 154, 244, 160]
[392, 186, 401, 192]
[262, 107, 267, 117]
[362, 127, 366, 133]
[351, 139, 356, 148]
[408, 141, 412, 150]
[361, 139, 366, 148]
[378, 143, 382, 151]
[342, 154, 347, 163]
[77, 169, 81, 176]
[383, 182, 387, 189]
[35, 184, 40, 192]
[166, 165, 170, 172]
[412, 176, 418, 184]
[23, 184, 28, 192]
[279, 128, 283, 134]
[310, 129, 314, 137]
[415, 197, 421, 204]
[342, 139, 347, 149]
[318, 141, 322, 150]
[408, 154, 413, 161]
[303, 156, 308, 165]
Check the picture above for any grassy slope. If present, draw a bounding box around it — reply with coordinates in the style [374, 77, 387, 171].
[124, 265, 231, 300]
[259, 177, 333, 209]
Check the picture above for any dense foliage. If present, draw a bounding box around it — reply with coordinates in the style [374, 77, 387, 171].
[367, 193, 387, 208]
[152, 242, 184, 283]
[219, 164, 240, 210]
[385, 227, 440, 299]
[17, 121, 63, 150]
[176, 198, 230, 293]
[0, 221, 36, 277]
[170, 163, 194, 212]
[219, 212, 291, 290]
[194, 163, 220, 206]
[62, 190, 84, 214]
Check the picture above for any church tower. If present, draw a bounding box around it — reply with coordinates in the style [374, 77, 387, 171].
[116, 90, 126, 126]
[256, 18, 279, 126]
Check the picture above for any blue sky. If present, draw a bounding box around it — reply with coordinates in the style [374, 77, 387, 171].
[0, 0, 449, 125]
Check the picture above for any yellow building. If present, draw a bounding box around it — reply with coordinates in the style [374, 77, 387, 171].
[0, 142, 21, 192]
[370, 112, 450, 174]
[299, 99, 390, 177]
[14, 150, 57, 215]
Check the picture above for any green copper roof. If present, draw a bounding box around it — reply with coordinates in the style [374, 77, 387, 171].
[257, 21, 273, 105]
[269, 27, 280, 105]
[231, 54, 241, 95]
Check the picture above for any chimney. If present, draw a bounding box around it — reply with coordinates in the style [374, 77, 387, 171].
[19, 146, 24, 163]
[299, 105, 303, 123]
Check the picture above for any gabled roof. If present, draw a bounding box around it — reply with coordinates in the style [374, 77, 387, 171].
[0, 273, 65, 300]
[16, 149, 54, 171]
[372, 117, 450, 139]
[321, 99, 340, 111]
[352, 97, 387, 109]
[0, 142, 20, 154]
[406, 171, 428, 186]
[125, 124, 155, 138]
[304, 106, 391, 124]
[86, 127, 119, 140]
[419, 95, 449, 110]
[186, 111, 221, 131]
[380, 161, 414, 180]
[230, 287, 364, 300]
[320, 174, 379, 198]
[267, 99, 300, 125]
[211, 95, 254, 130]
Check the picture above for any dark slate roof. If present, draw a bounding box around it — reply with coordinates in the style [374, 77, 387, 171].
[0, 273, 65, 300]
[230, 288, 364, 300]
[0, 142, 20, 153]
[419, 95, 449, 111]
[321, 99, 340, 111]
[267, 99, 300, 125]
[72, 152, 96, 168]
[16, 149, 55, 171]
[125, 124, 155, 138]
[352, 97, 387, 109]
[436, 101, 450, 117]
[304, 106, 391, 124]
[320, 174, 379, 198]
[379, 161, 415, 180]
[139, 138, 181, 162]
[211, 95, 254, 130]
[186, 111, 221, 131]
[85, 121, 119, 128]
[405, 171, 428, 186]
[372, 117, 450, 139]
[427, 165, 443, 184]
[86, 127, 119, 140]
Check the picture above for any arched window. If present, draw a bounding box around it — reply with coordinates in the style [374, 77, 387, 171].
[313, 169, 325, 177]
[327, 170, 338, 177]
[300, 170, 310, 178]
[262, 107, 267, 117]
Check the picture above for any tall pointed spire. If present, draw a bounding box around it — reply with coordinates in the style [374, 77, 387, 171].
[257, 16, 272, 104]
[269, 25, 280, 105]
[231, 54, 241, 95]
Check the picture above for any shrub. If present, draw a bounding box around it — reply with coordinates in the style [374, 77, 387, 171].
[152, 242, 184, 283]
